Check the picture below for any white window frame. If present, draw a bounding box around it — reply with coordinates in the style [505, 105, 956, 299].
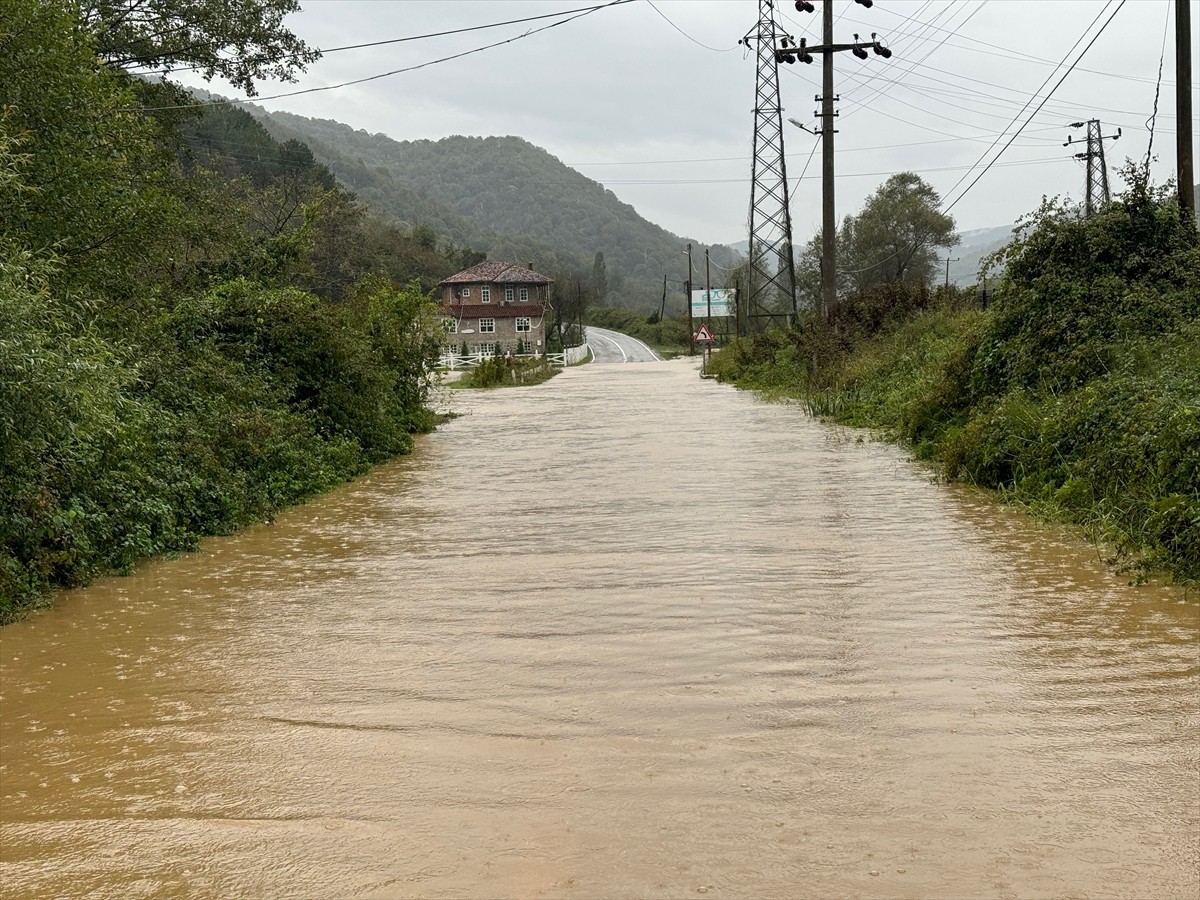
[519, 287, 529, 302]
[442, 317, 457, 334]
[478, 342, 496, 356]
[505, 287, 514, 303]
[462, 287, 470, 298]
[515, 317, 531, 333]
[481, 286, 491, 303]
[478, 318, 496, 334]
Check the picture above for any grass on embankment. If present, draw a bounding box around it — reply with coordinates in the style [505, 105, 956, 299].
[709, 176, 1199, 588]
[450, 356, 560, 389]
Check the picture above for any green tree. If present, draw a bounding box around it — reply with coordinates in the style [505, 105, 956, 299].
[78, 0, 319, 95]
[0, 0, 182, 300]
[839, 173, 958, 294]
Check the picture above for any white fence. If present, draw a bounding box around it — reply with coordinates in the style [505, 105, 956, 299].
[561, 343, 591, 365]
[437, 345, 589, 370]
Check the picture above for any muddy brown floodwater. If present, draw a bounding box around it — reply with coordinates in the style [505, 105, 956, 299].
[1, 359, 1197, 899]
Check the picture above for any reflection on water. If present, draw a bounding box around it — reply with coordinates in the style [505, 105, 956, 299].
[2, 359, 1197, 899]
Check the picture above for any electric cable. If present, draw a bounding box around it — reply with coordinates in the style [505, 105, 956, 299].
[148, 1, 638, 76]
[943, 0, 1127, 213]
[134, 0, 634, 112]
[645, 0, 736, 52]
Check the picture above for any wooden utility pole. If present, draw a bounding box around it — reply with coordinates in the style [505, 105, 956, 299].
[1178, 0, 1194, 222]
[820, 0, 837, 318]
[943, 256, 959, 289]
[783, 0, 890, 316]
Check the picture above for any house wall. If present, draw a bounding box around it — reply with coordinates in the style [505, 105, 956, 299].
[441, 282, 549, 306]
[443, 312, 547, 355]
[441, 279, 549, 355]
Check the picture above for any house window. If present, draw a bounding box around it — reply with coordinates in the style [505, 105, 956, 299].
[505, 287, 514, 303]
[462, 287, 470, 298]
[481, 286, 491, 303]
[515, 317, 531, 333]
[478, 318, 495, 333]
[478, 342, 496, 356]
[442, 317, 457, 334]
[519, 287, 529, 302]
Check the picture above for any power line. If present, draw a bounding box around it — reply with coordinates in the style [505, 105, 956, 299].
[595, 155, 1069, 185]
[136, 0, 635, 112]
[943, 0, 1128, 214]
[848, 2, 1174, 87]
[564, 128, 1065, 167]
[1144, 0, 1173, 169]
[151, 1, 638, 76]
[840, 52, 1178, 126]
[842, 0, 986, 116]
[791, 134, 821, 193]
[645, 0, 736, 52]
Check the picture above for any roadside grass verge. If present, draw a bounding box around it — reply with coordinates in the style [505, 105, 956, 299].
[708, 170, 1198, 589]
[451, 356, 559, 389]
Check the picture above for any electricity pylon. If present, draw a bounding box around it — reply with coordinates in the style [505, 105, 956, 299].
[1064, 119, 1121, 217]
[739, 0, 797, 331]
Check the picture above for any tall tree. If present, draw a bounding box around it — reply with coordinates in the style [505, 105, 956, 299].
[77, 0, 320, 95]
[0, 0, 182, 299]
[839, 173, 958, 294]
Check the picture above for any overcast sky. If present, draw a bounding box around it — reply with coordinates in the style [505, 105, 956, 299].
[180, 0, 1195, 246]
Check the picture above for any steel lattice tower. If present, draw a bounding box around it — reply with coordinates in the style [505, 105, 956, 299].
[1084, 119, 1111, 216]
[742, 0, 796, 330]
[1066, 119, 1120, 217]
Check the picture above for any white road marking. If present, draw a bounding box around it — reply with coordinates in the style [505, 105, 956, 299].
[592, 330, 629, 363]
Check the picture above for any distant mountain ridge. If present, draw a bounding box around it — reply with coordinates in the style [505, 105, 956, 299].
[947, 224, 1015, 287]
[233, 103, 738, 311]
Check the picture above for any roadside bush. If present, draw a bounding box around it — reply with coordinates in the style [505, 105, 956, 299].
[710, 172, 1198, 585]
[460, 355, 556, 388]
[2, 265, 443, 621]
[975, 169, 1200, 397]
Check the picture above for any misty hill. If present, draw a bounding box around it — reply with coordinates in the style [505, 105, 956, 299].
[240, 105, 738, 312]
[947, 224, 1015, 287]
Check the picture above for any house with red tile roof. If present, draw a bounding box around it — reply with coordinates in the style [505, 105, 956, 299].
[438, 261, 553, 357]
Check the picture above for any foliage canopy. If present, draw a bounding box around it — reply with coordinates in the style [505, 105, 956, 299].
[0, 1, 462, 620]
[78, 0, 320, 94]
[796, 172, 959, 307]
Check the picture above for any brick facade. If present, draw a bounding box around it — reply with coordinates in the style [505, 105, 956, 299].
[438, 262, 553, 355]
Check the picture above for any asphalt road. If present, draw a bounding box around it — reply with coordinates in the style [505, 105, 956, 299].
[585, 326, 663, 363]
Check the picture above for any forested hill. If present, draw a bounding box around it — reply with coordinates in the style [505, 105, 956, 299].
[245, 106, 739, 311]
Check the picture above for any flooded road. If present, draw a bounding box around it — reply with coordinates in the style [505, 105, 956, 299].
[2, 359, 1197, 899]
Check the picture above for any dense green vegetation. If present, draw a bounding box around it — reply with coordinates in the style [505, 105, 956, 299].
[710, 170, 1199, 586]
[0, 1, 467, 621]
[455, 356, 558, 389]
[247, 108, 739, 313]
